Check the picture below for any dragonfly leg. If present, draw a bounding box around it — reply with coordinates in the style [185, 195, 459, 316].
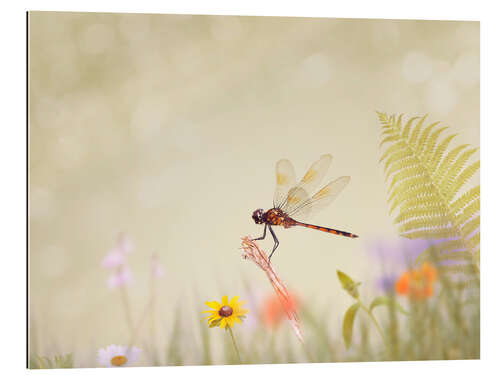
[268, 226, 279, 261]
[253, 224, 267, 241]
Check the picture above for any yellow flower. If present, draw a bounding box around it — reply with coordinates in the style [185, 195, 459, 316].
[202, 295, 249, 329]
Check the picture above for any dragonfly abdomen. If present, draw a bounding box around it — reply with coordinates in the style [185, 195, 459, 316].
[294, 221, 358, 238]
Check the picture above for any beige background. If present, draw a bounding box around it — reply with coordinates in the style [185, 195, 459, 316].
[29, 12, 479, 365]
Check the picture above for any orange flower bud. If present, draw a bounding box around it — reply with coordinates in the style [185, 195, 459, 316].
[394, 263, 438, 299]
[395, 272, 410, 295]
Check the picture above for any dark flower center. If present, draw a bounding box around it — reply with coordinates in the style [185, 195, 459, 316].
[218, 305, 233, 317]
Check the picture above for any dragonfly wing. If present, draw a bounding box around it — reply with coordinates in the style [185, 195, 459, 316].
[287, 176, 351, 220]
[282, 186, 311, 215]
[273, 159, 297, 208]
[296, 154, 333, 195]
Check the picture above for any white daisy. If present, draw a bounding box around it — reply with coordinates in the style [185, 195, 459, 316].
[97, 344, 141, 367]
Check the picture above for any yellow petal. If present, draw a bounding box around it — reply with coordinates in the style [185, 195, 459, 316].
[220, 318, 227, 329]
[205, 301, 221, 309]
[238, 308, 249, 316]
[201, 310, 216, 314]
[226, 316, 235, 328]
[229, 296, 239, 307]
[209, 318, 221, 328]
[233, 315, 242, 324]
[207, 313, 218, 320]
[221, 296, 228, 306]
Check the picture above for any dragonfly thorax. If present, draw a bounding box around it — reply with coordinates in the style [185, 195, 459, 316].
[265, 208, 291, 227]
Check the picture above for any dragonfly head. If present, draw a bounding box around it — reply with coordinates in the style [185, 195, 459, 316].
[252, 209, 265, 224]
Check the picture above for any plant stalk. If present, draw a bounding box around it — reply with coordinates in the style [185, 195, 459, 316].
[357, 298, 388, 348]
[227, 326, 242, 364]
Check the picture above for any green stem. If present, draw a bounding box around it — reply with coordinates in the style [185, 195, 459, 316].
[300, 340, 315, 363]
[120, 283, 134, 334]
[127, 288, 156, 349]
[227, 326, 242, 364]
[357, 298, 388, 348]
[149, 270, 158, 365]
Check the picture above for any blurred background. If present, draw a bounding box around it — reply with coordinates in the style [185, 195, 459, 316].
[28, 12, 479, 367]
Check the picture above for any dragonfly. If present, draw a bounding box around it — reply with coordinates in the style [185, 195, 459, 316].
[252, 154, 358, 260]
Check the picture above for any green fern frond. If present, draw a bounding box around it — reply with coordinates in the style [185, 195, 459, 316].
[415, 120, 438, 154]
[462, 216, 480, 238]
[385, 158, 424, 182]
[377, 113, 480, 275]
[379, 141, 405, 163]
[453, 278, 480, 291]
[467, 232, 480, 250]
[447, 161, 480, 200]
[422, 126, 449, 160]
[381, 128, 398, 137]
[388, 176, 428, 203]
[384, 149, 413, 172]
[413, 240, 466, 266]
[399, 216, 450, 234]
[401, 227, 460, 240]
[380, 134, 402, 148]
[408, 116, 426, 145]
[389, 168, 425, 191]
[430, 239, 465, 254]
[418, 249, 471, 263]
[389, 185, 433, 214]
[451, 186, 480, 215]
[440, 148, 478, 192]
[456, 199, 480, 226]
[394, 205, 447, 224]
[400, 195, 444, 212]
[402, 116, 418, 139]
[438, 264, 477, 275]
[433, 144, 470, 182]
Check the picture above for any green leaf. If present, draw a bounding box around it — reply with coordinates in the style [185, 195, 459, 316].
[342, 302, 360, 349]
[369, 296, 408, 315]
[337, 270, 360, 298]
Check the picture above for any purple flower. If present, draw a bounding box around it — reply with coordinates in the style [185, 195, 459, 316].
[369, 238, 429, 266]
[376, 275, 399, 293]
[366, 237, 443, 293]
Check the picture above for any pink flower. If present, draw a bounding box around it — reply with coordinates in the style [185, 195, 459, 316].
[101, 233, 133, 269]
[101, 248, 125, 269]
[107, 266, 134, 289]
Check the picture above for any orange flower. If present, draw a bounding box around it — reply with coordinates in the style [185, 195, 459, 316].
[395, 262, 438, 299]
[261, 293, 299, 328]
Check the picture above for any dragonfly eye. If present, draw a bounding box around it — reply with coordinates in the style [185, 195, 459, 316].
[252, 209, 265, 224]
